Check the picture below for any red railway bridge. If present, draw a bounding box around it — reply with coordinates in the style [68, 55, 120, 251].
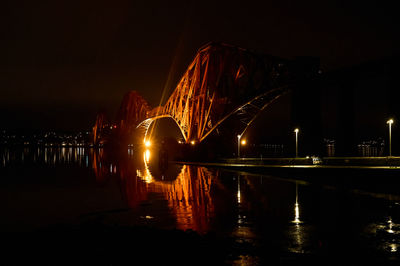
[93, 43, 319, 146]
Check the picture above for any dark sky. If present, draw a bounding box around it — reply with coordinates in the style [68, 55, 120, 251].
[1, 0, 399, 131]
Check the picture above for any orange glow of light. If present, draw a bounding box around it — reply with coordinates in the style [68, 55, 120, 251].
[241, 139, 246, 145]
[190, 140, 195, 145]
[144, 140, 151, 147]
[96, 152, 216, 233]
[144, 149, 151, 163]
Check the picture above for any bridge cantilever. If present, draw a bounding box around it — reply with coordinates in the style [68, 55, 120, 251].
[94, 43, 297, 146]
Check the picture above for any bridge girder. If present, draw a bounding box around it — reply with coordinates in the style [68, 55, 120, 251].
[95, 43, 302, 145]
[147, 43, 292, 143]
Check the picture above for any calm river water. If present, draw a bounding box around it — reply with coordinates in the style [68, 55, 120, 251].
[1, 146, 400, 265]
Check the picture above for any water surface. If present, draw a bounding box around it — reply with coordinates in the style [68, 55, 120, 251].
[1, 146, 400, 264]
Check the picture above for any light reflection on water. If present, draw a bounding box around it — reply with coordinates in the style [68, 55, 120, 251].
[90, 147, 216, 233]
[2, 147, 400, 262]
[286, 182, 311, 254]
[1, 146, 91, 167]
[363, 213, 400, 256]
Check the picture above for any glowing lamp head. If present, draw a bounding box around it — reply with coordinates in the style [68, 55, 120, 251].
[387, 119, 394, 125]
[241, 139, 246, 145]
[294, 128, 299, 133]
[144, 140, 151, 147]
[190, 140, 195, 145]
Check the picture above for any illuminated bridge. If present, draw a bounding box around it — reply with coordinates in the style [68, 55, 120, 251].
[93, 43, 319, 145]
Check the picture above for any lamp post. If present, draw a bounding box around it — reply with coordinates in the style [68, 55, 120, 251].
[237, 135, 241, 158]
[387, 119, 394, 157]
[294, 128, 299, 158]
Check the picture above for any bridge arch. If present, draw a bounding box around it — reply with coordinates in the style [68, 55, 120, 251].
[137, 115, 188, 144]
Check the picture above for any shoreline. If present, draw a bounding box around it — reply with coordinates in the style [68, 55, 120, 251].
[174, 156, 400, 170]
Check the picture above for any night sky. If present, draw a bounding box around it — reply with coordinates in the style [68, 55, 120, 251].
[1, 0, 399, 131]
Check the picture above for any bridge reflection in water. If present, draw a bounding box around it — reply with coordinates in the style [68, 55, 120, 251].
[90, 146, 320, 257]
[89, 147, 400, 259]
[92, 147, 218, 233]
[2, 147, 400, 262]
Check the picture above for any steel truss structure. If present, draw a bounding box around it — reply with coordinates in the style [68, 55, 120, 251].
[96, 43, 301, 144]
[138, 43, 292, 143]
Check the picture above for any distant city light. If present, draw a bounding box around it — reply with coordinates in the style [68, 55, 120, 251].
[241, 139, 246, 145]
[190, 140, 195, 145]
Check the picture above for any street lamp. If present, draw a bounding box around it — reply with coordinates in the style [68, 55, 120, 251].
[237, 135, 241, 158]
[294, 128, 299, 158]
[237, 135, 247, 158]
[387, 119, 394, 156]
